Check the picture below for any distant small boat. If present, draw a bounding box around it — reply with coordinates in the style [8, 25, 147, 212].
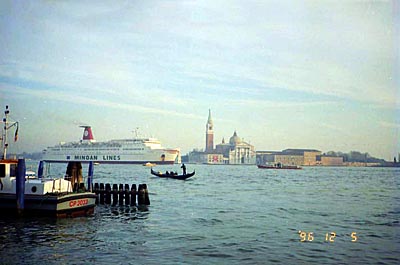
[257, 163, 302, 170]
[143, 162, 156, 167]
[150, 168, 195, 180]
[25, 170, 36, 179]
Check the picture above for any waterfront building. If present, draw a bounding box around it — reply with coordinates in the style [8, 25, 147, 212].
[188, 150, 225, 164]
[275, 153, 304, 166]
[256, 149, 322, 166]
[316, 155, 344, 166]
[282, 149, 321, 166]
[188, 110, 255, 164]
[215, 131, 256, 164]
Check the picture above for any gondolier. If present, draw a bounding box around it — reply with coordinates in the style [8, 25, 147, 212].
[181, 163, 186, 175]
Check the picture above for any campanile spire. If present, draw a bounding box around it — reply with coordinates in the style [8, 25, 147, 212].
[205, 109, 214, 152]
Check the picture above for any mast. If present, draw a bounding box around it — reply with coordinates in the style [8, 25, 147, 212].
[2, 105, 18, 159]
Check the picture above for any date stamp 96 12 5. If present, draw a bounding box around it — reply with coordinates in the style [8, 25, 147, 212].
[298, 230, 358, 242]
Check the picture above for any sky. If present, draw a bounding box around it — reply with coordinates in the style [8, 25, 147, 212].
[0, 0, 399, 160]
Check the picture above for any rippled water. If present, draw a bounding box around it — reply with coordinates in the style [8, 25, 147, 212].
[1, 163, 399, 264]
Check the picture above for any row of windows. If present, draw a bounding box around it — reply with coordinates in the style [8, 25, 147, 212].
[50, 147, 121, 150]
[49, 146, 147, 151]
[122, 148, 145, 151]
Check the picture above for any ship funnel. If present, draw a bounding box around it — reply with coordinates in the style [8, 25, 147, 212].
[80, 126, 94, 141]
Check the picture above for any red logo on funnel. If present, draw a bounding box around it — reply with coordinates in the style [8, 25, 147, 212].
[81, 126, 94, 140]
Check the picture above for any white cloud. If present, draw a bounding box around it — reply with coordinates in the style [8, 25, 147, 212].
[380, 121, 400, 129]
[226, 99, 336, 108]
[1, 84, 203, 120]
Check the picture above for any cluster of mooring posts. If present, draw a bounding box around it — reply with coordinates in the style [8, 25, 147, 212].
[93, 183, 150, 206]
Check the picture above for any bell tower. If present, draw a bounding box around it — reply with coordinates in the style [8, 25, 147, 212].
[205, 109, 214, 152]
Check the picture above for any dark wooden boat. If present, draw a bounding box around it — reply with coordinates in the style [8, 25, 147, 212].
[257, 163, 302, 170]
[151, 168, 195, 180]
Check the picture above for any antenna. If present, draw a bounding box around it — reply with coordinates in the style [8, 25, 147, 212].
[2, 105, 19, 159]
[132, 127, 139, 138]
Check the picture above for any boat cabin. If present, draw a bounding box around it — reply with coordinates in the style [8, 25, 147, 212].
[0, 159, 73, 195]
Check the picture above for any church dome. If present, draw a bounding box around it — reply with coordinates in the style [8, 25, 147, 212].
[229, 131, 241, 145]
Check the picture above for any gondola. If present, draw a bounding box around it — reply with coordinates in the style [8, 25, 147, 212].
[150, 168, 195, 180]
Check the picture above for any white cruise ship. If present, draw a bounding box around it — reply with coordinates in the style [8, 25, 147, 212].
[42, 126, 181, 164]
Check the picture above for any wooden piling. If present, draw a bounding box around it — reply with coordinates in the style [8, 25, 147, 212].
[87, 161, 94, 192]
[99, 183, 105, 204]
[16, 158, 26, 216]
[94, 183, 100, 204]
[118, 184, 124, 206]
[105, 183, 111, 204]
[130, 184, 137, 206]
[137, 184, 145, 205]
[124, 184, 130, 205]
[143, 184, 150, 206]
[112, 184, 118, 206]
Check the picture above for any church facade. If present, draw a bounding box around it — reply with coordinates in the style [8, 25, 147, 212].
[188, 110, 256, 165]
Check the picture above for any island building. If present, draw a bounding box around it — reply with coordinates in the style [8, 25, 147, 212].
[256, 149, 323, 166]
[188, 110, 256, 164]
[256, 149, 346, 166]
[316, 155, 344, 166]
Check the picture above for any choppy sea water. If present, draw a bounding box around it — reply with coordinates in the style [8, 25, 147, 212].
[1, 163, 399, 264]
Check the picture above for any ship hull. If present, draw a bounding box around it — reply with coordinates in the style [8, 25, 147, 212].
[42, 149, 180, 164]
[42, 152, 179, 164]
[43, 159, 176, 165]
[0, 192, 97, 217]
